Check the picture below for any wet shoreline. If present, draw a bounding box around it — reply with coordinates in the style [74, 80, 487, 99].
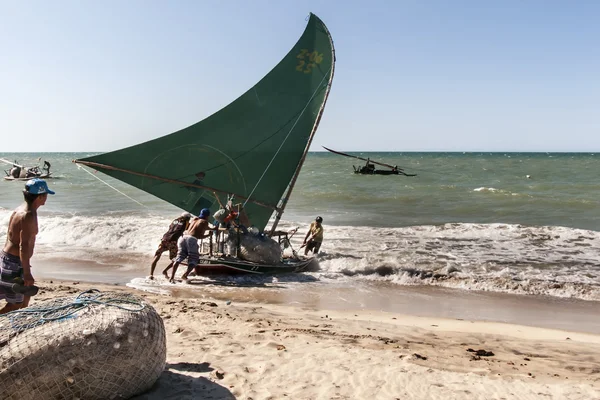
[33, 257, 600, 335]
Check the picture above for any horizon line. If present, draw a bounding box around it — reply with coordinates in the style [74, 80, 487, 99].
[1, 150, 599, 154]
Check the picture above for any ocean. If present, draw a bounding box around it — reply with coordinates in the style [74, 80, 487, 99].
[1, 152, 600, 324]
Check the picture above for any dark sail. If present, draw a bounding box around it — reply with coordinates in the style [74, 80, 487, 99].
[75, 14, 335, 231]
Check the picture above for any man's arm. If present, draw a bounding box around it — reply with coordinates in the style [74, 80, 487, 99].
[197, 221, 213, 240]
[19, 213, 37, 286]
[200, 224, 213, 239]
[213, 192, 225, 209]
[303, 225, 312, 243]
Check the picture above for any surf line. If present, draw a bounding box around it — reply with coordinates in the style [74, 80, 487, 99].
[76, 164, 150, 209]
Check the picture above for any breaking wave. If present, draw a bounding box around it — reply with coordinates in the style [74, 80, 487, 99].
[2, 210, 600, 301]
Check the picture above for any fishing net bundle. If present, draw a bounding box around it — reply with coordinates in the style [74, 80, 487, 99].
[0, 290, 166, 400]
[227, 231, 282, 265]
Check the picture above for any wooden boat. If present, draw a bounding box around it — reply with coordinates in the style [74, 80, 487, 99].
[323, 146, 416, 176]
[176, 228, 315, 275]
[4, 175, 51, 181]
[1, 158, 53, 181]
[74, 14, 335, 275]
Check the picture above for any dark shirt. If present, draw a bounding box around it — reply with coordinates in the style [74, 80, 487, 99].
[162, 218, 188, 242]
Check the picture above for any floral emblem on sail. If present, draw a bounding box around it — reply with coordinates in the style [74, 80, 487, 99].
[296, 49, 323, 74]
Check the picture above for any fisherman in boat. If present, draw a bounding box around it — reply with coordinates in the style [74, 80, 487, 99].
[356, 159, 375, 174]
[43, 160, 51, 175]
[216, 194, 251, 232]
[171, 208, 213, 282]
[25, 166, 41, 178]
[148, 211, 192, 280]
[212, 193, 230, 228]
[303, 216, 324, 255]
[9, 165, 21, 179]
[0, 178, 54, 314]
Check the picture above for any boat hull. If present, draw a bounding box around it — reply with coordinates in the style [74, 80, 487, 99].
[192, 255, 315, 275]
[4, 174, 52, 181]
[354, 170, 399, 175]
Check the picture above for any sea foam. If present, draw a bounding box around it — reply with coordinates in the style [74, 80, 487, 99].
[2, 210, 600, 301]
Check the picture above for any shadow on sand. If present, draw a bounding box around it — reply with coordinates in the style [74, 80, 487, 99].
[132, 362, 234, 400]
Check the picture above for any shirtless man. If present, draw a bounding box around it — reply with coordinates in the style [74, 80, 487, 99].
[1, 178, 54, 314]
[169, 208, 212, 282]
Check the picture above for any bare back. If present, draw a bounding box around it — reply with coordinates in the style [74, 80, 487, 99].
[185, 218, 210, 239]
[4, 204, 38, 259]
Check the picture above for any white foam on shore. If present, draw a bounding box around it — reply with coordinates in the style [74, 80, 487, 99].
[2, 210, 600, 301]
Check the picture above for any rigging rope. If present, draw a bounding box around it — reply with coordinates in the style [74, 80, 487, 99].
[243, 67, 332, 209]
[76, 164, 149, 209]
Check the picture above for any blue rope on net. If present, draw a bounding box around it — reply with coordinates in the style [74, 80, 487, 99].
[2, 289, 146, 336]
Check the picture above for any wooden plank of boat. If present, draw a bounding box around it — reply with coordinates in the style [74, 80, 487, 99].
[4, 174, 52, 181]
[192, 255, 314, 275]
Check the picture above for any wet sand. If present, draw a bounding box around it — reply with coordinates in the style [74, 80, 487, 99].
[33, 256, 600, 335]
[27, 280, 600, 399]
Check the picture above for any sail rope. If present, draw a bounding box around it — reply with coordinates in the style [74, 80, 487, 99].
[243, 67, 332, 210]
[76, 164, 149, 209]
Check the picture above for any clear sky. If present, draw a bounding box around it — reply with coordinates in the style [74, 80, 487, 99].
[1, 0, 599, 152]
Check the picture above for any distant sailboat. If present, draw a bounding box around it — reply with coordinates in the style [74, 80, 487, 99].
[74, 13, 335, 274]
[322, 147, 416, 176]
[1, 158, 53, 181]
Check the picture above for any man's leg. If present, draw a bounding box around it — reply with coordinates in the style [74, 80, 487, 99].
[313, 242, 322, 255]
[181, 264, 195, 280]
[162, 261, 174, 279]
[171, 237, 188, 282]
[169, 262, 182, 283]
[149, 254, 162, 279]
[19, 295, 30, 308]
[181, 238, 200, 280]
[305, 240, 314, 256]
[0, 288, 25, 314]
[161, 241, 178, 279]
[0, 302, 20, 315]
[149, 242, 166, 279]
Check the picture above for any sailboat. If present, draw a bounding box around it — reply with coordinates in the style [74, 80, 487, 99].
[323, 147, 416, 176]
[2, 158, 53, 181]
[74, 13, 335, 275]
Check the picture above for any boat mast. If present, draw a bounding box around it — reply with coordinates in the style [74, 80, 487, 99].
[269, 16, 336, 235]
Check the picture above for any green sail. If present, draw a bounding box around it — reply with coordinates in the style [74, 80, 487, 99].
[75, 13, 335, 231]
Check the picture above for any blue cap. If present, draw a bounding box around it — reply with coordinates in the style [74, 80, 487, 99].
[199, 208, 210, 218]
[25, 178, 55, 195]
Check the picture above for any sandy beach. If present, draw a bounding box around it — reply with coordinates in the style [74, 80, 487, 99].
[30, 280, 600, 400]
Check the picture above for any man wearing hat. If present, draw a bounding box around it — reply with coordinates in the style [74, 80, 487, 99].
[1, 178, 55, 314]
[149, 211, 193, 280]
[170, 208, 213, 282]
